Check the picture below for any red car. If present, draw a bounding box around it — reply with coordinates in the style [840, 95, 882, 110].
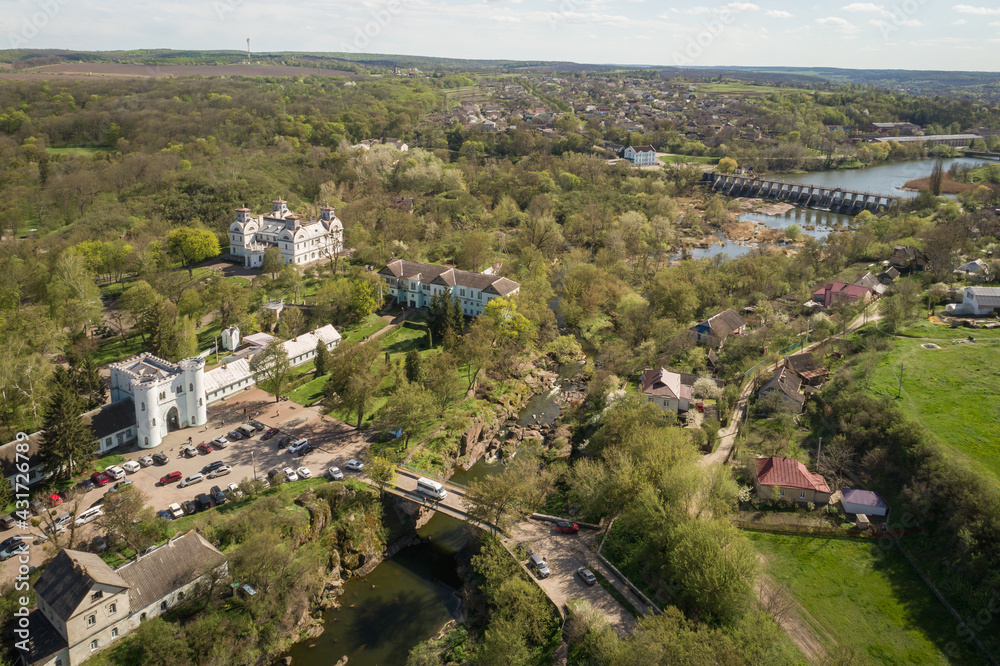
[47, 493, 63, 507]
[556, 521, 580, 534]
[91, 472, 110, 487]
[197, 442, 214, 454]
[262, 428, 279, 440]
[159, 471, 183, 486]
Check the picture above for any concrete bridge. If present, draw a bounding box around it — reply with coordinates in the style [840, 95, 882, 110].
[964, 150, 1000, 161]
[704, 172, 895, 214]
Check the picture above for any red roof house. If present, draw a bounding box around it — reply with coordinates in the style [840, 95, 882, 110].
[812, 282, 872, 308]
[754, 456, 832, 504]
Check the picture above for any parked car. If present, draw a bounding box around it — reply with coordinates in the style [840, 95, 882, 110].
[138, 455, 154, 467]
[91, 472, 110, 487]
[197, 442, 214, 455]
[277, 436, 293, 449]
[227, 482, 242, 498]
[0, 537, 29, 561]
[249, 420, 266, 431]
[77, 479, 97, 494]
[105, 480, 133, 495]
[212, 436, 230, 448]
[207, 465, 232, 479]
[181, 500, 198, 515]
[152, 452, 169, 465]
[255, 475, 270, 488]
[210, 485, 227, 504]
[159, 471, 183, 486]
[262, 428, 279, 440]
[227, 430, 243, 441]
[282, 467, 299, 482]
[50, 513, 72, 530]
[181, 445, 198, 457]
[156, 510, 173, 521]
[345, 460, 364, 472]
[236, 424, 256, 438]
[576, 567, 597, 586]
[556, 521, 580, 534]
[47, 493, 63, 507]
[195, 493, 213, 511]
[529, 553, 550, 579]
[178, 473, 205, 488]
[326, 467, 344, 481]
[104, 465, 126, 481]
[287, 438, 309, 455]
[296, 467, 312, 479]
[0, 514, 17, 530]
[296, 444, 315, 457]
[167, 503, 184, 519]
[122, 461, 141, 474]
[203, 460, 227, 475]
[75, 506, 103, 526]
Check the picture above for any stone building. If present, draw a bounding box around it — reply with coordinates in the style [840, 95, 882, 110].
[229, 200, 343, 269]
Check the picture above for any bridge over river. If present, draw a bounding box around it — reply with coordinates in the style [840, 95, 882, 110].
[705, 172, 895, 214]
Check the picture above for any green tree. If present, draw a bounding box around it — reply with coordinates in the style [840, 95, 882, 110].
[717, 157, 738, 174]
[250, 339, 291, 403]
[175, 315, 199, 360]
[97, 485, 156, 553]
[177, 288, 204, 325]
[46, 249, 102, 336]
[465, 450, 553, 532]
[120, 617, 192, 666]
[364, 454, 397, 499]
[929, 159, 944, 196]
[167, 227, 220, 277]
[65, 344, 107, 410]
[350, 279, 381, 320]
[118, 279, 162, 343]
[404, 349, 423, 383]
[423, 351, 462, 416]
[375, 384, 434, 448]
[324, 340, 382, 427]
[261, 246, 284, 280]
[314, 339, 331, 377]
[0, 475, 12, 510]
[40, 367, 95, 479]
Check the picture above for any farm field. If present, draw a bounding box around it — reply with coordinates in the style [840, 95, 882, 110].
[868, 328, 1000, 483]
[748, 532, 978, 664]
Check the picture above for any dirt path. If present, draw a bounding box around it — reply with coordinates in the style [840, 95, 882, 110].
[757, 570, 830, 664]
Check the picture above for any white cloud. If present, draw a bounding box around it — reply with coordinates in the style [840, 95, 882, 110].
[953, 4, 1000, 14]
[725, 2, 759, 10]
[765, 9, 792, 17]
[843, 2, 895, 18]
[817, 16, 859, 33]
[953, 18, 967, 24]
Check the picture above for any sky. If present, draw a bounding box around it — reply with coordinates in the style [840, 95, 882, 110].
[2, 0, 999, 71]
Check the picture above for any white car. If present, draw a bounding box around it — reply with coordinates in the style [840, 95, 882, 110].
[75, 507, 103, 525]
[327, 466, 344, 481]
[227, 482, 242, 498]
[207, 465, 232, 479]
[282, 467, 299, 482]
[296, 466, 312, 479]
[138, 456, 154, 468]
[104, 465, 126, 481]
[178, 473, 205, 488]
[212, 436, 230, 449]
[345, 460, 364, 472]
[122, 461, 141, 474]
[167, 503, 184, 519]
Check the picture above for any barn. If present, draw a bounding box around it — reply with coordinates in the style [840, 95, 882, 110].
[840, 488, 888, 517]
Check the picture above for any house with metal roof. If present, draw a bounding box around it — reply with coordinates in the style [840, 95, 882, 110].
[378, 260, 520, 316]
[840, 488, 888, 517]
[19, 532, 227, 666]
[783, 352, 828, 387]
[754, 456, 832, 504]
[945, 286, 1000, 316]
[690, 308, 747, 349]
[757, 367, 807, 414]
[639, 368, 723, 414]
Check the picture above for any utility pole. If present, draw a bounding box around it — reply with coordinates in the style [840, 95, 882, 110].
[246, 38, 251, 65]
[251, 450, 257, 485]
[897, 361, 904, 398]
[815, 437, 822, 470]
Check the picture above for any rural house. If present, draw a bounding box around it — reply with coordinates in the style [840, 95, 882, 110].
[20, 532, 227, 666]
[639, 368, 723, 414]
[757, 367, 807, 413]
[783, 352, 828, 387]
[945, 286, 1000, 317]
[754, 456, 832, 504]
[889, 245, 928, 272]
[840, 488, 888, 517]
[812, 282, 872, 308]
[690, 309, 747, 349]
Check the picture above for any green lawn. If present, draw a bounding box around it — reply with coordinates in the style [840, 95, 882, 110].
[48, 146, 112, 157]
[749, 532, 977, 664]
[868, 332, 1000, 483]
[659, 153, 716, 165]
[339, 314, 389, 343]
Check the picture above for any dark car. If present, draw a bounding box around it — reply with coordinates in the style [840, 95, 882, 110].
[228, 430, 243, 441]
[75, 479, 97, 494]
[197, 442, 214, 454]
[277, 436, 293, 449]
[262, 428, 279, 440]
[249, 420, 266, 431]
[296, 444, 315, 457]
[181, 500, 198, 515]
[210, 485, 227, 505]
[152, 452, 169, 465]
[91, 472, 110, 487]
[202, 460, 226, 475]
[556, 521, 580, 534]
[195, 493, 213, 511]
[159, 471, 183, 486]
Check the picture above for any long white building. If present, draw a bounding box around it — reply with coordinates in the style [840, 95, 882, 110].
[229, 200, 343, 269]
[378, 260, 520, 316]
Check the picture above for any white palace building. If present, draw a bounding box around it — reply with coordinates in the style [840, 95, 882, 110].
[229, 200, 343, 269]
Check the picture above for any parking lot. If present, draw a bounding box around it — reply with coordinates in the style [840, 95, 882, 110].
[1, 388, 376, 584]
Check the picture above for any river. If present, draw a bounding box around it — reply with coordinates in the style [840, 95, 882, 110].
[690, 157, 996, 260]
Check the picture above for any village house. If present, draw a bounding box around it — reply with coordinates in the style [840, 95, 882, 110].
[812, 282, 872, 308]
[945, 286, 1000, 317]
[954, 259, 990, 281]
[690, 309, 747, 349]
[783, 352, 828, 387]
[623, 145, 657, 166]
[229, 201, 343, 269]
[378, 260, 520, 316]
[757, 366, 807, 414]
[639, 368, 723, 414]
[840, 488, 889, 517]
[19, 532, 227, 666]
[889, 245, 928, 272]
[754, 456, 832, 504]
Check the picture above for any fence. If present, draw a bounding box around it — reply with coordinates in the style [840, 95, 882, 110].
[594, 552, 664, 617]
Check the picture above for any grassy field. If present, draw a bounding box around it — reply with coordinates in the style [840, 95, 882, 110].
[48, 146, 112, 157]
[749, 532, 977, 664]
[660, 153, 716, 165]
[868, 329, 1000, 483]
